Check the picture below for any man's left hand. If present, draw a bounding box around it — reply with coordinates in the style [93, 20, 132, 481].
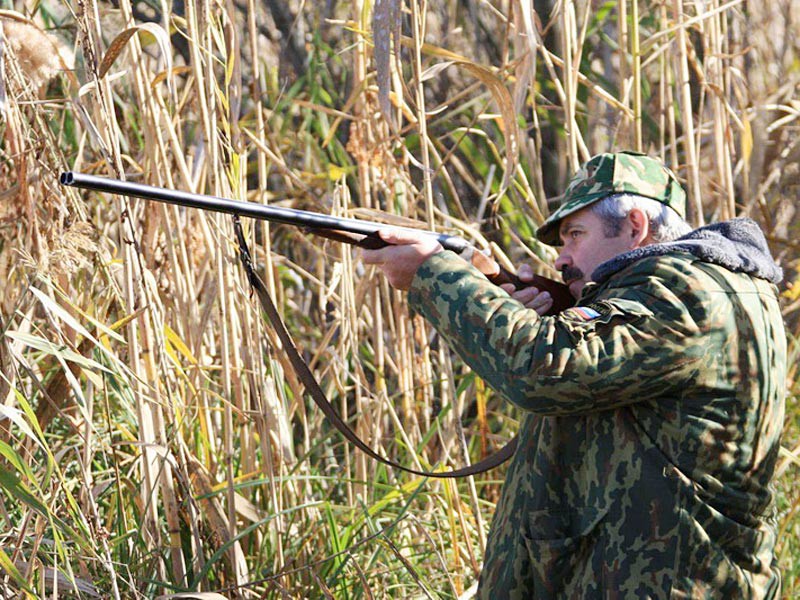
[499, 264, 554, 315]
[362, 228, 443, 291]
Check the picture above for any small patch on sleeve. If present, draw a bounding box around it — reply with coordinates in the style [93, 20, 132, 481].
[562, 305, 603, 321]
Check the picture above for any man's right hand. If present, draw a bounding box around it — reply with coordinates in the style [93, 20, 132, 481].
[499, 264, 554, 316]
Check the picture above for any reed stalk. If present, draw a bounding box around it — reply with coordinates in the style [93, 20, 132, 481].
[671, 0, 704, 226]
[561, 0, 579, 170]
[630, 0, 642, 151]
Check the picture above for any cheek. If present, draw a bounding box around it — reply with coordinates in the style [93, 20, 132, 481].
[588, 241, 629, 274]
[573, 241, 610, 275]
[572, 248, 595, 274]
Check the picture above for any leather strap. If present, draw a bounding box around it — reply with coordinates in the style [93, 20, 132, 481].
[233, 216, 517, 478]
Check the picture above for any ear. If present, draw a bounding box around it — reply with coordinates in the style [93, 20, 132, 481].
[626, 208, 651, 248]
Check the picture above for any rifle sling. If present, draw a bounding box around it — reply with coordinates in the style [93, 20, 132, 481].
[233, 216, 517, 478]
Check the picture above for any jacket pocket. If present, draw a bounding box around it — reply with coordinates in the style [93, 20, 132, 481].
[523, 506, 607, 599]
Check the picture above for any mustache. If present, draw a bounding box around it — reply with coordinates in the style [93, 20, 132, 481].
[560, 266, 584, 283]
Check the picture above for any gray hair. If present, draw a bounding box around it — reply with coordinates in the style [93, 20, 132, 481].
[589, 193, 692, 243]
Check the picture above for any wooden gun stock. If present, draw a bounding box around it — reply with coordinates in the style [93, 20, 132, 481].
[466, 249, 574, 315]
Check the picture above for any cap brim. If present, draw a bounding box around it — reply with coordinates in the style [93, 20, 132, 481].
[535, 192, 609, 246]
[535, 219, 561, 246]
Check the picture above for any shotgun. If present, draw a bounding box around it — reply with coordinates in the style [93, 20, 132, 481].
[59, 172, 573, 314]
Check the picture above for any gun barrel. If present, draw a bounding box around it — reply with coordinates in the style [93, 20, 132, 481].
[60, 172, 469, 253]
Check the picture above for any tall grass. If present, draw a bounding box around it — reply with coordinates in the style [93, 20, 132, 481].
[0, 0, 797, 597]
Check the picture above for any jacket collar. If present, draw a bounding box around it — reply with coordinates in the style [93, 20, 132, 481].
[591, 218, 783, 286]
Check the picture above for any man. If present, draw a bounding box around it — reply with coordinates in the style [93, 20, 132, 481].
[363, 151, 785, 598]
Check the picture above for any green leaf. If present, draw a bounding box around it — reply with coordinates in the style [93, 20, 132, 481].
[5, 331, 113, 374]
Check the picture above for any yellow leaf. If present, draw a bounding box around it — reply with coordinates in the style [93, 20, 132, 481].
[782, 278, 800, 301]
[109, 307, 148, 332]
[164, 324, 198, 365]
[328, 164, 347, 181]
[741, 114, 753, 165]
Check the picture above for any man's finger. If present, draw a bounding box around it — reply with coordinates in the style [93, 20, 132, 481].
[512, 287, 539, 304]
[378, 227, 427, 245]
[530, 291, 551, 308]
[517, 263, 535, 281]
[362, 248, 386, 265]
[362, 244, 414, 266]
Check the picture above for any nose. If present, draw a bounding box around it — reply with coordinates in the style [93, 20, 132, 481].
[554, 249, 571, 272]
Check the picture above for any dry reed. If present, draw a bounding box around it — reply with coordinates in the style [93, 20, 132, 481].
[0, 0, 797, 597]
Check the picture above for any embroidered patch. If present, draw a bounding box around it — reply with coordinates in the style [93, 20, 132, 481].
[564, 306, 602, 321]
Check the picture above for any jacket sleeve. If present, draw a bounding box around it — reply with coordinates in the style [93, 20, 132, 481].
[407, 251, 705, 415]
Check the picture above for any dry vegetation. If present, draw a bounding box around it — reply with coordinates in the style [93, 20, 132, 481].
[0, 0, 797, 597]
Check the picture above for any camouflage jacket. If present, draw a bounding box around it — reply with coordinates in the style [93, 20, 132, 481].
[407, 219, 786, 599]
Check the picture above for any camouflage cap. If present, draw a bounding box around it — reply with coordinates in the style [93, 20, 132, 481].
[535, 151, 687, 246]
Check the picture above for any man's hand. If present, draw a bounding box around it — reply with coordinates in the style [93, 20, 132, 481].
[362, 228, 444, 291]
[499, 263, 554, 316]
